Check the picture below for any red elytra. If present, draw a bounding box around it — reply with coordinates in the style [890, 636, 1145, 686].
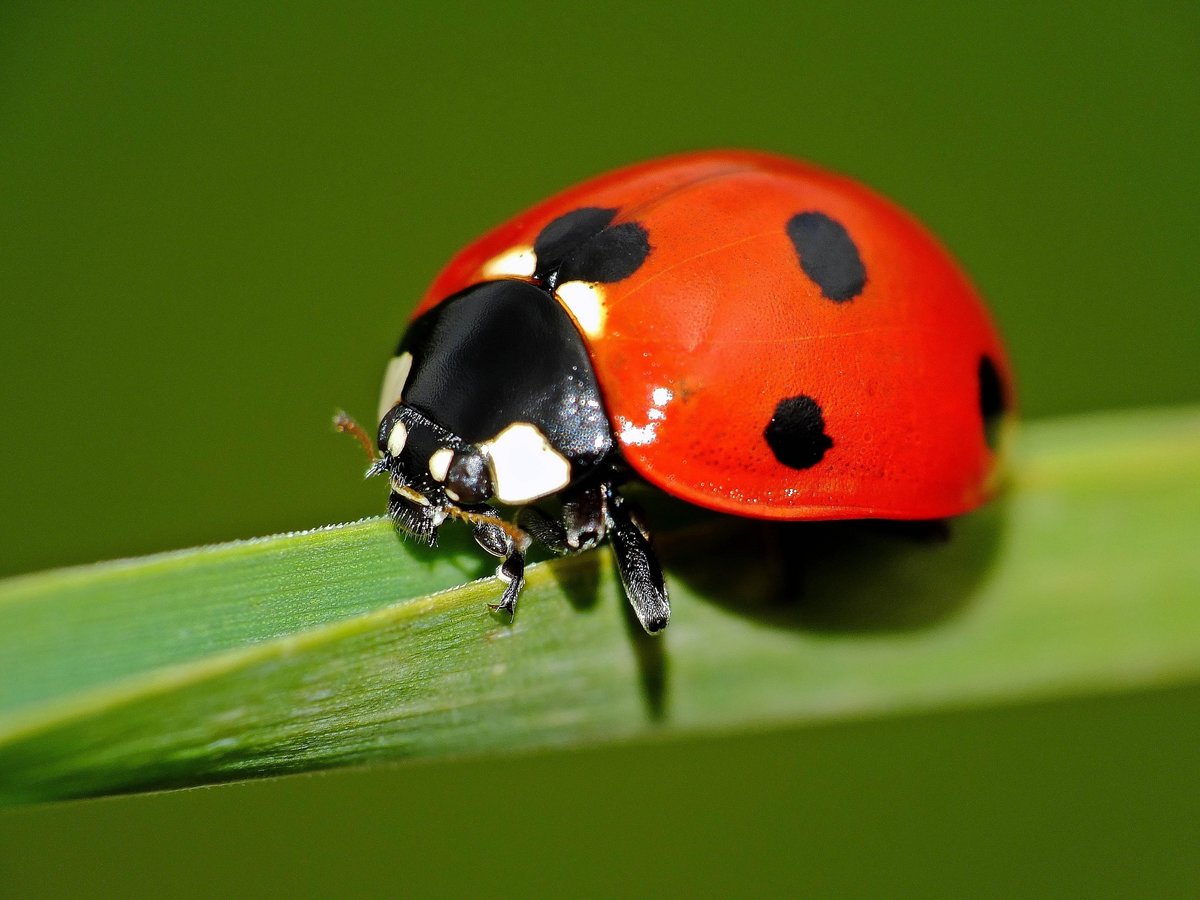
[413, 150, 1014, 522]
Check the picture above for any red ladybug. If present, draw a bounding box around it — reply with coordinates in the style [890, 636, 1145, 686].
[354, 151, 1014, 634]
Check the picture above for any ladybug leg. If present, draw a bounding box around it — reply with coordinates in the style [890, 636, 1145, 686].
[471, 518, 512, 557]
[561, 484, 607, 551]
[471, 518, 527, 620]
[605, 486, 670, 635]
[517, 482, 607, 555]
[517, 506, 571, 554]
[490, 549, 526, 619]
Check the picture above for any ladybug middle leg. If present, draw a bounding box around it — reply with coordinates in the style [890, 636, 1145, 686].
[518, 481, 607, 554]
[518, 483, 670, 634]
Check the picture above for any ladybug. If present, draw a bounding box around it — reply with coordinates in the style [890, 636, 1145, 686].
[341, 150, 1014, 634]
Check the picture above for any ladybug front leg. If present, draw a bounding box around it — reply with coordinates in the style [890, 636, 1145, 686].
[471, 518, 527, 620]
[490, 551, 525, 619]
[605, 486, 670, 635]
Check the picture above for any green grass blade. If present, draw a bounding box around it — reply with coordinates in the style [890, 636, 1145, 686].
[1, 406, 1197, 803]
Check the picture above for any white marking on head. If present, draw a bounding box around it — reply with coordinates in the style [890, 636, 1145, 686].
[554, 280, 606, 338]
[428, 447, 453, 482]
[378, 352, 414, 421]
[386, 420, 408, 457]
[481, 422, 572, 505]
[481, 245, 537, 280]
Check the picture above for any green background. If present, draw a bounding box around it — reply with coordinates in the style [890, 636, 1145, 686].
[1, 2, 1197, 896]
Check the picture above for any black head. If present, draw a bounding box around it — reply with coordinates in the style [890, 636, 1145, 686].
[377, 402, 488, 496]
[376, 279, 616, 541]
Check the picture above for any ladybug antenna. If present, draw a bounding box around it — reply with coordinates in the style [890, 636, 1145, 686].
[333, 411, 379, 464]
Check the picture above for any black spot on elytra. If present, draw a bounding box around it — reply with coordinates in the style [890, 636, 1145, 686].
[978, 355, 1007, 450]
[533, 207, 651, 287]
[558, 221, 651, 284]
[534, 207, 617, 282]
[764, 395, 834, 470]
[786, 212, 866, 302]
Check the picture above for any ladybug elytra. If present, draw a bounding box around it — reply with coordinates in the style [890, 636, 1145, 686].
[342, 151, 1014, 633]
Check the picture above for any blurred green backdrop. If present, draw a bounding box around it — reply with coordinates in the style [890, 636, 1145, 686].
[1, 2, 1197, 896]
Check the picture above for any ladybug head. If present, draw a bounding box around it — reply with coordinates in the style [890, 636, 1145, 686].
[375, 395, 587, 516]
[372, 279, 618, 545]
[373, 403, 495, 539]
